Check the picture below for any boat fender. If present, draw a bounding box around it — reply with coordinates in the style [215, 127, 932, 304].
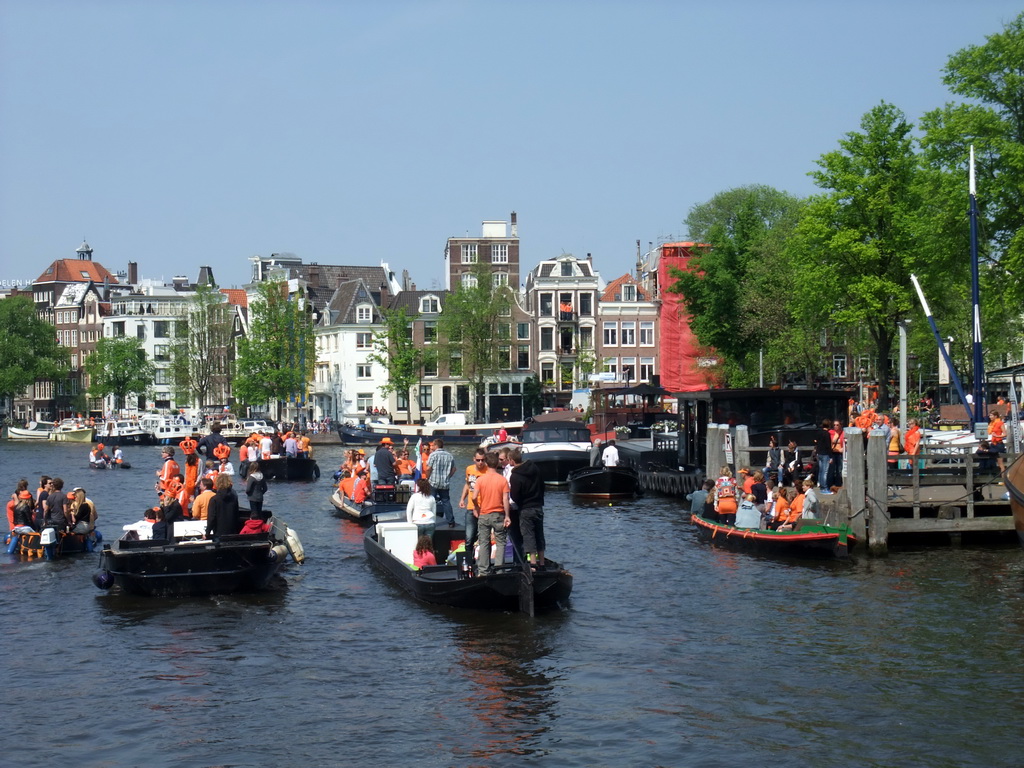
[312, 462, 320, 480]
[285, 526, 305, 564]
[92, 570, 114, 589]
[5, 532, 17, 554]
[268, 544, 289, 564]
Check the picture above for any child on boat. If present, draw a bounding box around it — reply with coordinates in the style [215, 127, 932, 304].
[413, 534, 437, 568]
[240, 510, 270, 535]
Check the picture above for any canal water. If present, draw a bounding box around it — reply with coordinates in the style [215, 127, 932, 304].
[1, 440, 1022, 767]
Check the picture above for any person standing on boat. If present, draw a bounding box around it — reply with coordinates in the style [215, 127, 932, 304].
[191, 477, 216, 521]
[458, 448, 488, 570]
[814, 420, 833, 493]
[601, 440, 620, 468]
[206, 473, 241, 538]
[196, 423, 228, 459]
[283, 432, 299, 458]
[43, 477, 70, 531]
[155, 447, 179, 497]
[425, 439, 456, 527]
[406, 479, 437, 538]
[509, 447, 545, 568]
[34, 475, 50, 531]
[374, 437, 399, 486]
[245, 462, 269, 521]
[713, 466, 738, 525]
[471, 451, 511, 576]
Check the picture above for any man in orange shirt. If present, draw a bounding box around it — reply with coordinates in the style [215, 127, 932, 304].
[988, 411, 1007, 472]
[470, 452, 511, 576]
[458, 449, 489, 570]
[191, 477, 216, 521]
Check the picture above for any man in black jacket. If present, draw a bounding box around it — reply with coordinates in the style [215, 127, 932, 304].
[508, 447, 546, 567]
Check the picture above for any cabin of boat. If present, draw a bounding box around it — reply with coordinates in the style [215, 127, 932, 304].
[139, 414, 199, 445]
[96, 419, 154, 445]
[340, 418, 525, 445]
[519, 413, 593, 484]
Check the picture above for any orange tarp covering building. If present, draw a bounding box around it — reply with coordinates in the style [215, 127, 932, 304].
[657, 243, 711, 393]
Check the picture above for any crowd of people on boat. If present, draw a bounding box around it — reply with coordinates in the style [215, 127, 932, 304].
[335, 436, 546, 576]
[6, 475, 98, 541]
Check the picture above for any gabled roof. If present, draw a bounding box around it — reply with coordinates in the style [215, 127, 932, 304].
[35, 258, 119, 285]
[601, 273, 650, 302]
[220, 289, 248, 308]
[323, 279, 384, 325]
[387, 290, 447, 315]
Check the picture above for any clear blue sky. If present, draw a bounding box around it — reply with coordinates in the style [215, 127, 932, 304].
[1, 1, 1021, 291]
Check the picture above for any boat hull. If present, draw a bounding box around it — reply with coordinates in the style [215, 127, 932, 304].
[364, 525, 572, 613]
[692, 514, 856, 559]
[260, 457, 320, 481]
[338, 421, 523, 445]
[6, 426, 52, 440]
[96, 535, 285, 597]
[568, 466, 641, 498]
[521, 444, 592, 485]
[49, 428, 95, 443]
[329, 489, 407, 525]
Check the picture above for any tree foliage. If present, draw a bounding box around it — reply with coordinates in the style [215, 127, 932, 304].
[233, 281, 316, 412]
[437, 262, 513, 421]
[83, 336, 155, 411]
[368, 305, 422, 422]
[170, 283, 234, 409]
[0, 296, 69, 402]
[666, 185, 805, 386]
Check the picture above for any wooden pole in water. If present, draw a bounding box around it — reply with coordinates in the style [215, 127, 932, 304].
[735, 425, 750, 473]
[845, 427, 867, 542]
[867, 428, 889, 555]
[706, 425, 726, 476]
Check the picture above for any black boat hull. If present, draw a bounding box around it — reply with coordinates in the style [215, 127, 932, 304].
[568, 466, 641, 498]
[364, 525, 572, 612]
[329, 490, 407, 525]
[522, 448, 592, 485]
[261, 457, 320, 481]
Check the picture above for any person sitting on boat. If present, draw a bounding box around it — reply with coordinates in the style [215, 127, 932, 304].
[90, 443, 111, 469]
[160, 484, 187, 532]
[601, 440, 620, 468]
[686, 479, 715, 517]
[337, 469, 356, 499]
[245, 462, 269, 521]
[776, 486, 806, 532]
[68, 488, 97, 535]
[197, 423, 228, 459]
[406, 479, 437, 538]
[155, 447, 179, 496]
[149, 507, 168, 542]
[714, 466, 738, 525]
[10, 489, 36, 534]
[191, 477, 216, 521]
[734, 493, 761, 529]
[206, 473, 241, 538]
[219, 457, 236, 479]
[374, 437, 399, 486]
[43, 477, 70, 532]
[802, 477, 821, 520]
[353, 471, 372, 505]
[750, 470, 768, 514]
[767, 486, 795, 530]
[239, 510, 271, 536]
[413, 534, 437, 569]
[112, 446, 127, 468]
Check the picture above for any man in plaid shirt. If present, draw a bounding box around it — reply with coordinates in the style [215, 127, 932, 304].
[425, 438, 457, 526]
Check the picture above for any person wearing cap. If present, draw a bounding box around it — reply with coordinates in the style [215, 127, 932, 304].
[374, 437, 399, 486]
[739, 467, 755, 495]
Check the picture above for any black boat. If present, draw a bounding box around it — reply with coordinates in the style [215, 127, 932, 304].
[364, 522, 572, 615]
[329, 485, 410, 525]
[519, 415, 593, 485]
[260, 456, 320, 481]
[568, 466, 642, 499]
[691, 513, 856, 559]
[92, 519, 305, 596]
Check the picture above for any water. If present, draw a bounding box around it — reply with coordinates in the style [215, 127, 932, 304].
[2, 440, 1023, 767]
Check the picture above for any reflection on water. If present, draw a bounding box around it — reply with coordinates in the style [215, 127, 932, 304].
[2, 440, 1024, 767]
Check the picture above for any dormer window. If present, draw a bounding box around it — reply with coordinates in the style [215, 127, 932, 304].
[356, 304, 373, 323]
[622, 284, 636, 301]
[561, 261, 573, 277]
[420, 295, 439, 314]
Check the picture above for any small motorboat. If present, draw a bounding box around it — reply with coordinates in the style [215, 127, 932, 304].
[96, 419, 154, 445]
[329, 485, 411, 525]
[6, 527, 103, 560]
[6, 421, 54, 440]
[138, 414, 199, 445]
[92, 518, 304, 597]
[691, 513, 857, 559]
[519, 415, 593, 485]
[48, 419, 95, 443]
[568, 465, 642, 499]
[261, 456, 320, 481]
[364, 521, 572, 615]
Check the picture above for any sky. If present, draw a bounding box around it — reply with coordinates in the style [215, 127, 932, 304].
[1, 0, 1022, 293]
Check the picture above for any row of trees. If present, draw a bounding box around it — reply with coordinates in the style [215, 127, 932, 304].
[669, 13, 1024, 409]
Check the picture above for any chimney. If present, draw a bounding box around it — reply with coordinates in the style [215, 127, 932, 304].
[510, 211, 518, 237]
[128, 261, 138, 285]
[378, 281, 390, 309]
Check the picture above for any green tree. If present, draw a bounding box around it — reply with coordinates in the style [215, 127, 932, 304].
[233, 281, 317, 415]
[0, 296, 70, 406]
[438, 262, 513, 421]
[83, 336, 155, 411]
[789, 102, 944, 409]
[170, 283, 234, 409]
[666, 185, 805, 386]
[368, 306, 422, 423]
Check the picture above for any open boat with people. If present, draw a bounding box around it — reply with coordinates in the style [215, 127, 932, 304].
[364, 521, 572, 615]
[48, 419, 95, 443]
[93, 518, 304, 597]
[567, 465, 642, 499]
[339, 416, 525, 446]
[330, 485, 409, 525]
[6, 527, 104, 560]
[6, 421, 54, 440]
[519, 414, 593, 485]
[691, 513, 856, 559]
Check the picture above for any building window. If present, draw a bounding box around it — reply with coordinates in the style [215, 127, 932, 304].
[404, 322, 414, 342]
[449, 355, 462, 377]
[461, 272, 478, 288]
[155, 369, 168, 385]
[579, 326, 593, 350]
[498, 345, 511, 370]
[621, 357, 636, 382]
[356, 304, 372, 323]
[621, 322, 636, 346]
[491, 243, 508, 263]
[397, 392, 409, 411]
[423, 321, 437, 343]
[517, 322, 529, 340]
[603, 322, 617, 346]
[540, 327, 554, 351]
[640, 321, 655, 346]
[356, 332, 373, 349]
[356, 364, 372, 379]
[154, 345, 169, 362]
[70, 354, 78, 369]
[603, 357, 618, 377]
[497, 323, 511, 341]
[560, 362, 573, 390]
[461, 244, 478, 264]
[833, 355, 847, 379]
[357, 392, 374, 411]
[622, 284, 637, 301]
[539, 294, 553, 317]
[561, 261, 573, 277]
[153, 321, 170, 338]
[420, 296, 439, 314]
[578, 293, 592, 316]
[517, 345, 530, 369]
[640, 357, 655, 381]
[423, 359, 438, 377]
[418, 385, 433, 410]
[493, 272, 509, 287]
[541, 362, 555, 385]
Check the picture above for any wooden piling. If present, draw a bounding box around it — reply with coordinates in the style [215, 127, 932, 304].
[844, 428, 867, 543]
[866, 428, 889, 555]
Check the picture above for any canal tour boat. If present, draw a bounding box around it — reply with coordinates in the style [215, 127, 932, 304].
[364, 521, 572, 615]
[691, 513, 857, 559]
[93, 518, 304, 597]
[567, 465, 642, 499]
[338, 414, 524, 446]
[138, 414, 199, 445]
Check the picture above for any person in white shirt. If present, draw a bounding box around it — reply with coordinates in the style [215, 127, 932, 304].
[601, 440, 620, 467]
